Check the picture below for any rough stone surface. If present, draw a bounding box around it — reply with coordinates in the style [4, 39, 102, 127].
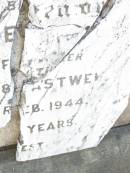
[16, 0, 130, 161]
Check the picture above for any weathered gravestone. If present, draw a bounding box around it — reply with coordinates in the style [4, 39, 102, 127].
[16, 0, 130, 161]
[0, 0, 22, 127]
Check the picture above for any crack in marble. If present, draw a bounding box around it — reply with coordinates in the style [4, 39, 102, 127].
[17, 0, 116, 85]
[30, 0, 116, 105]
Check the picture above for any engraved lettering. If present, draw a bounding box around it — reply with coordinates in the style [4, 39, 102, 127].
[7, 1, 16, 11]
[47, 122, 55, 130]
[21, 145, 27, 152]
[2, 59, 9, 69]
[44, 79, 53, 89]
[69, 75, 82, 86]
[32, 104, 40, 113]
[3, 106, 11, 115]
[57, 120, 64, 128]
[2, 84, 10, 93]
[4, 26, 15, 42]
[78, 2, 91, 14]
[67, 119, 73, 127]
[27, 125, 36, 133]
[84, 74, 92, 83]
[45, 5, 54, 19]
[58, 4, 70, 17]
[57, 77, 66, 88]
[38, 123, 45, 132]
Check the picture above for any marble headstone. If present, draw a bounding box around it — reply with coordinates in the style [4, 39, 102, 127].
[16, 0, 130, 161]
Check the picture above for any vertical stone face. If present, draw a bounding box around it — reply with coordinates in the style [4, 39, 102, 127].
[0, 0, 22, 127]
[16, 0, 130, 161]
[0, 0, 129, 162]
